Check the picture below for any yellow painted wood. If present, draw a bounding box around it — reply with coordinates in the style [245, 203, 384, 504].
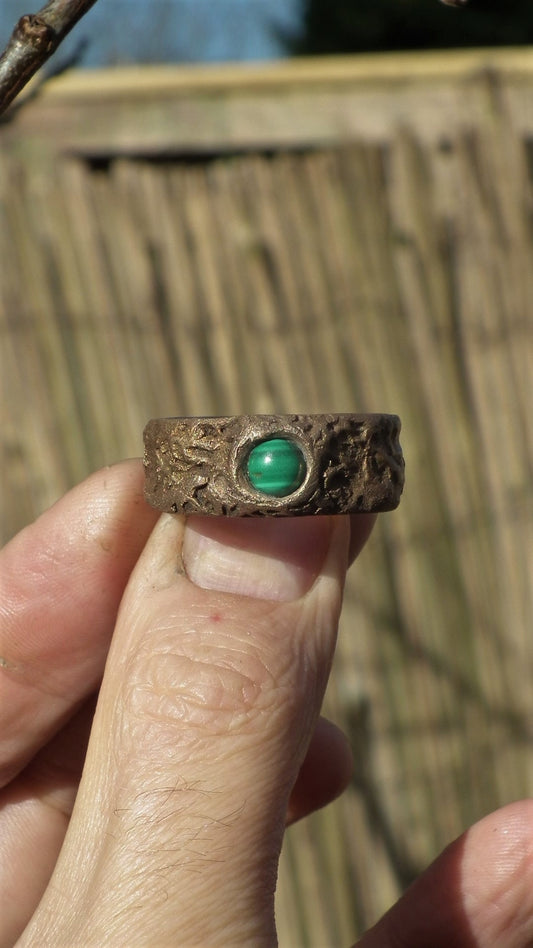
[21, 46, 533, 101]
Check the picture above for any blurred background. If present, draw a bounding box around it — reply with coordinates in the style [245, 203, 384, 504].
[1, 0, 533, 67]
[1, 2, 532, 945]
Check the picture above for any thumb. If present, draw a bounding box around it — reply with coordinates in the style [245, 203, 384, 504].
[22, 511, 354, 947]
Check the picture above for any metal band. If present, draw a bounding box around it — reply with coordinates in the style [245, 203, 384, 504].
[143, 413, 404, 517]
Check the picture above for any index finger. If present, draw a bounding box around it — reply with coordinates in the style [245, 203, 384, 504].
[0, 459, 158, 786]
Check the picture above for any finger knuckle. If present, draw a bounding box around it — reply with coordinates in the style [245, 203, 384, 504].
[120, 627, 287, 746]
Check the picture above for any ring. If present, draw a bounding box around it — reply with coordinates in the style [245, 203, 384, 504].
[143, 413, 404, 517]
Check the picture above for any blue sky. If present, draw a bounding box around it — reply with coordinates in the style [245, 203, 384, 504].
[1, 0, 300, 66]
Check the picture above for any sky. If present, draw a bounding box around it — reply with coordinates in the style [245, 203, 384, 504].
[0, 0, 300, 66]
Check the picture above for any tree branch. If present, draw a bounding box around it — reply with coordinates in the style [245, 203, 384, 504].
[0, 0, 98, 116]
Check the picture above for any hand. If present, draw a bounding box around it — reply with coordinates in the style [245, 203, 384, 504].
[1, 461, 531, 946]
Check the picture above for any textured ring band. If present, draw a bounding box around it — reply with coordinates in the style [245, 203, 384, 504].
[143, 413, 404, 517]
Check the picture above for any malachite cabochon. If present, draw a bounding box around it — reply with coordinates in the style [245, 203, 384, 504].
[245, 437, 307, 497]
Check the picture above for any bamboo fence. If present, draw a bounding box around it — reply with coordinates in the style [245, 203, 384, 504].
[1, 49, 532, 945]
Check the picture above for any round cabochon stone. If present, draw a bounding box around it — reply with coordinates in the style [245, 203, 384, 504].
[246, 437, 306, 497]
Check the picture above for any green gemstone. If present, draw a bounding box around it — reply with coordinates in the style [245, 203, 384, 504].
[246, 438, 306, 497]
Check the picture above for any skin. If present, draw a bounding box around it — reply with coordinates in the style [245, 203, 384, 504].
[0, 459, 531, 946]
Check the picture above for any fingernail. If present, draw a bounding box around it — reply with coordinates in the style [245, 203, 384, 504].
[182, 516, 334, 602]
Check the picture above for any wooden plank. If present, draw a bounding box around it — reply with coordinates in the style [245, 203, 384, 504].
[2, 49, 533, 158]
[17, 47, 533, 101]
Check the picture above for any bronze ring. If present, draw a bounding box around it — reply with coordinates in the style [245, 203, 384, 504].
[143, 413, 404, 517]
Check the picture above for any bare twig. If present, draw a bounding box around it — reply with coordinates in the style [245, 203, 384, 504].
[0, 0, 99, 115]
